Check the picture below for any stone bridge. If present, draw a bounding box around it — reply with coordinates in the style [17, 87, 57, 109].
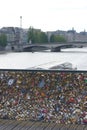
[23, 43, 83, 52]
[5, 42, 87, 52]
[23, 45, 50, 52]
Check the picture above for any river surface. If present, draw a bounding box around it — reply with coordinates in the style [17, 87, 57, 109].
[0, 47, 87, 70]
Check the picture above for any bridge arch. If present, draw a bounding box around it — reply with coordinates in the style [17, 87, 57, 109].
[51, 44, 76, 52]
[23, 45, 50, 52]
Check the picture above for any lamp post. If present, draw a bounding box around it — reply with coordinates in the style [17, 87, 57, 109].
[18, 16, 23, 51]
[20, 16, 22, 28]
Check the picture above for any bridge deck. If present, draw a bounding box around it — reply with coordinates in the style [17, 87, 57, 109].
[0, 119, 87, 130]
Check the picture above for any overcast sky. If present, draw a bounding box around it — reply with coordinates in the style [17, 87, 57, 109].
[0, 0, 87, 32]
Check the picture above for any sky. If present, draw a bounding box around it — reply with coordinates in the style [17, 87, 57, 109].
[0, 0, 87, 32]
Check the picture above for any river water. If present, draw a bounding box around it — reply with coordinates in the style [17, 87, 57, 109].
[0, 47, 87, 70]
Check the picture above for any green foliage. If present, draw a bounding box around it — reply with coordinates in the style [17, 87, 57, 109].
[50, 34, 55, 42]
[28, 27, 34, 43]
[28, 27, 48, 43]
[50, 34, 66, 43]
[0, 34, 7, 47]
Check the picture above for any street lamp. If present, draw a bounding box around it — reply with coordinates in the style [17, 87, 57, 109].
[20, 16, 22, 28]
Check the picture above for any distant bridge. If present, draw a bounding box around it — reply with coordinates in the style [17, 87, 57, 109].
[22, 43, 83, 52]
[6, 42, 87, 52]
[23, 45, 50, 52]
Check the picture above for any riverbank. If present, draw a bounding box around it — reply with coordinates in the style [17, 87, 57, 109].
[0, 50, 7, 54]
[0, 50, 15, 54]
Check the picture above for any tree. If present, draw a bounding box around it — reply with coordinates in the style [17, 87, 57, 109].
[50, 34, 55, 42]
[40, 32, 48, 43]
[28, 27, 48, 43]
[0, 34, 7, 47]
[28, 27, 35, 43]
[50, 34, 67, 43]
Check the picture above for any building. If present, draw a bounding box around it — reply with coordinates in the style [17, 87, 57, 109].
[47, 29, 87, 43]
[0, 27, 28, 51]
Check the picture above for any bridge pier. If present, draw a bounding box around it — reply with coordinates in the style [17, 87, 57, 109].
[5, 44, 23, 52]
[51, 47, 61, 52]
